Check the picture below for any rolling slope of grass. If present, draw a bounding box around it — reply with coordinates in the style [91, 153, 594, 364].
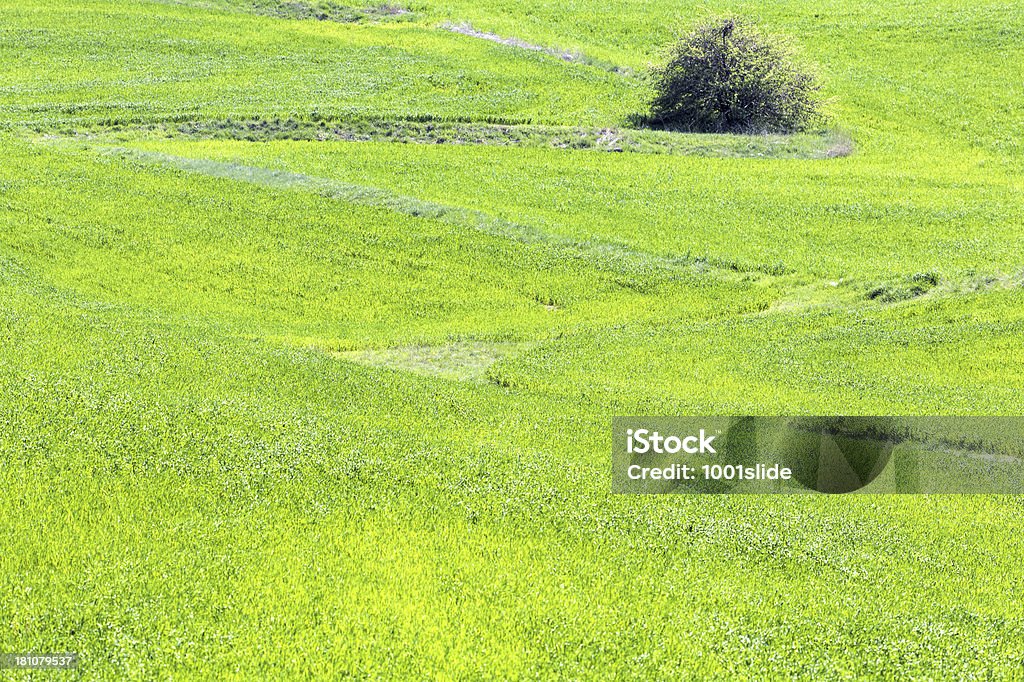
[3, 240, 1024, 679]
[486, 288, 1024, 415]
[124, 138, 1024, 280]
[0, 0, 641, 127]
[417, 0, 1024, 160]
[2, 0, 1024, 678]
[1, 136, 778, 348]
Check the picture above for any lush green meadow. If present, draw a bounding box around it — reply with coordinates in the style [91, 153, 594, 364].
[2, 0, 1023, 679]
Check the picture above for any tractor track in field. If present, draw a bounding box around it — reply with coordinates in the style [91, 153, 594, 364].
[48, 118, 853, 160]
[439, 22, 630, 74]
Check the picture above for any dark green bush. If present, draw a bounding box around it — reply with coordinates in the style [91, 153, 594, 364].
[645, 18, 821, 133]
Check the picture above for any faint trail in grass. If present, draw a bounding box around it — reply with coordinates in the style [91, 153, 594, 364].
[334, 340, 533, 382]
[95, 144, 787, 281]
[440, 22, 629, 74]
[61, 118, 851, 159]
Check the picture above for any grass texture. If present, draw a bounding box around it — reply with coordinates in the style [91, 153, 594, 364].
[1, 0, 1023, 678]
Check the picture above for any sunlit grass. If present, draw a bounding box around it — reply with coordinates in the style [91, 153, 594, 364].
[2, 0, 1024, 677]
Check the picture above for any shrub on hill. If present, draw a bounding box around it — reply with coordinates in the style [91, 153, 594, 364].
[644, 18, 821, 134]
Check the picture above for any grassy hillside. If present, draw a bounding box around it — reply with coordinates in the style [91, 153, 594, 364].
[1, 0, 1023, 678]
[0, 0, 641, 126]
[123, 139, 1024, 278]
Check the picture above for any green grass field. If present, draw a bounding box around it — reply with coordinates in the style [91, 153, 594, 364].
[2, 0, 1024, 678]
